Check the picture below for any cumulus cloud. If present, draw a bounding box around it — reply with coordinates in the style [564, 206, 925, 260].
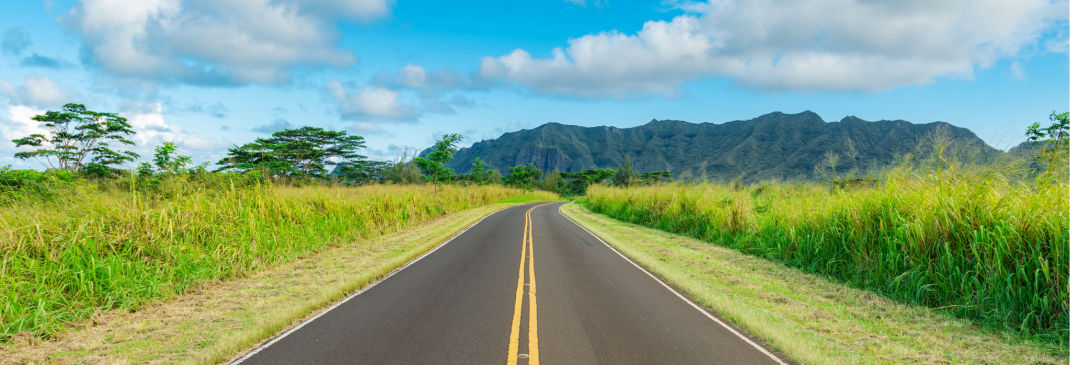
[397, 64, 428, 88]
[479, 0, 1067, 95]
[327, 80, 418, 121]
[1, 27, 30, 56]
[1, 76, 69, 107]
[0, 105, 48, 153]
[21, 76, 68, 106]
[63, 0, 393, 86]
[125, 103, 218, 151]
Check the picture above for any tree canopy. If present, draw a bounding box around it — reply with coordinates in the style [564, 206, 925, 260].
[217, 126, 367, 178]
[12, 103, 138, 173]
[503, 164, 543, 189]
[1026, 111, 1069, 172]
[415, 133, 462, 189]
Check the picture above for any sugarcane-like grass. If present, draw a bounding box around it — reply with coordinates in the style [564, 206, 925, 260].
[581, 168, 1067, 343]
[0, 180, 552, 342]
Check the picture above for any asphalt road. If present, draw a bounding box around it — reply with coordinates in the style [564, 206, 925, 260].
[234, 202, 787, 365]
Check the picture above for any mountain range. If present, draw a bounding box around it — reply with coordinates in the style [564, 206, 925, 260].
[441, 111, 1016, 182]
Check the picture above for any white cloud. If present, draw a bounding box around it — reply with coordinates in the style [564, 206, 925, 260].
[378, 64, 467, 90]
[0, 76, 69, 107]
[0, 105, 51, 168]
[19, 76, 68, 107]
[480, 0, 1067, 96]
[0, 105, 48, 152]
[397, 64, 428, 88]
[125, 103, 218, 151]
[64, 0, 392, 85]
[327, 80, 418, 121]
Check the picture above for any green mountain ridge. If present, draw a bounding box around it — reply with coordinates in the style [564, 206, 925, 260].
[443, 111, 1006, 182]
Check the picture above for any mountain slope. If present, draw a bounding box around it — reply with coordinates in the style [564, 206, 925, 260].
[447, 111, 1003, 182]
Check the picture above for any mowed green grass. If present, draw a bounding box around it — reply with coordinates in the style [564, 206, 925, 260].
[0, 181, 556, 342]
[580, 170, 1067, 343]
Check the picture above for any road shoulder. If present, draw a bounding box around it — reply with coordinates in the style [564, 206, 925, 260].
[1, 203, 521, 365]
[560, 203, 1064, 365]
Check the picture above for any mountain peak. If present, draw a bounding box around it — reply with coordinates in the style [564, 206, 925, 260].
[446, 112, 1000, 182]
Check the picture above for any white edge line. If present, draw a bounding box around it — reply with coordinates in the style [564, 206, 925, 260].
[231, 207, 506, 364]
[556, 204, 790, 365]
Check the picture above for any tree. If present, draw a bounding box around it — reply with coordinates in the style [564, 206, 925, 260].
[612, 156, 638, 187]
[560, 168, 615, 196]
[540, 168, 561, 192]
[335, 160, 389, 184]
[467, 157, 489, 184]
[381, 154, 422, 184]
[218, 126, 367, 178]
[486, 170, 503, 184]
[415, 133, 463, 190]
[640, 171, 673, 185]
[1026, 111, 1069, 172]
[503, 164, 542, 189]
[153, 142, 192, 175]
[12, 103, 138, 172]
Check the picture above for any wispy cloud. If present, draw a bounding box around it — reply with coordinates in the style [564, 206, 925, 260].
[19, 53, 71, 69]
[252, 118, 294, 133]
[1, 27, 30, 56]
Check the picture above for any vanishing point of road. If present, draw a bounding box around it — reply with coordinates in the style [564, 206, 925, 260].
[234, 202, 788, 365]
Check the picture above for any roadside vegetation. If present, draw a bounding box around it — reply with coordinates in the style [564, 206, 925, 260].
[0, 180, 548, 342]
[2, 202, 522, 364]
[3, 100, 1064, 360]
[561, 203, 1066, 364]
[579, 112, 1069, 345]
[1, 103, 559, 345]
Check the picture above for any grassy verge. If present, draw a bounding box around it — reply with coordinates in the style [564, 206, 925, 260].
[561, 203, 1065, 364]
[580, 172, 1067, 343]
[1, 202, 525, 364]
[0, 181, 557, 343]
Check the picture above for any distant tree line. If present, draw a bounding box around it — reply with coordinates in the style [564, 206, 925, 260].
[12, 103, 1062, 195]
[0, 103, 671, 195]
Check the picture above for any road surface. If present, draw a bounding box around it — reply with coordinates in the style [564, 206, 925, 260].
[234, 202, 787, 364]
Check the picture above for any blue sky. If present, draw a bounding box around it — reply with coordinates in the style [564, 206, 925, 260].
[0, 0, 1067, 168]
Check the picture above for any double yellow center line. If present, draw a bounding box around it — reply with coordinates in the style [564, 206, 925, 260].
[507, 203, 550, 365]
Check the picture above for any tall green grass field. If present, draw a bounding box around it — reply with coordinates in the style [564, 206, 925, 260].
[581, 170, 1067, 343]
[0, 177, 553, 342]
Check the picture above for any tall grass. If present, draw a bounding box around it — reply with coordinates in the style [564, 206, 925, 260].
[581, 168, 1067, 343]
[0, 179, 553, 341]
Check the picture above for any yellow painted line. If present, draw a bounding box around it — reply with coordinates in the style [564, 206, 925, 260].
[527, 204, 541, 365]
[506, 207, 529, 365]
[506, 203, 552, 365]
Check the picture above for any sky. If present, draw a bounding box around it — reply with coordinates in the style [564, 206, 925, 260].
[0, 0, 1067, 169]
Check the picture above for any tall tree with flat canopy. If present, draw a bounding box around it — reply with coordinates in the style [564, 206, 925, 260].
[11, 103, 138, 173]
[416, 133, 463, 191]
[218, 126, 367, 178]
